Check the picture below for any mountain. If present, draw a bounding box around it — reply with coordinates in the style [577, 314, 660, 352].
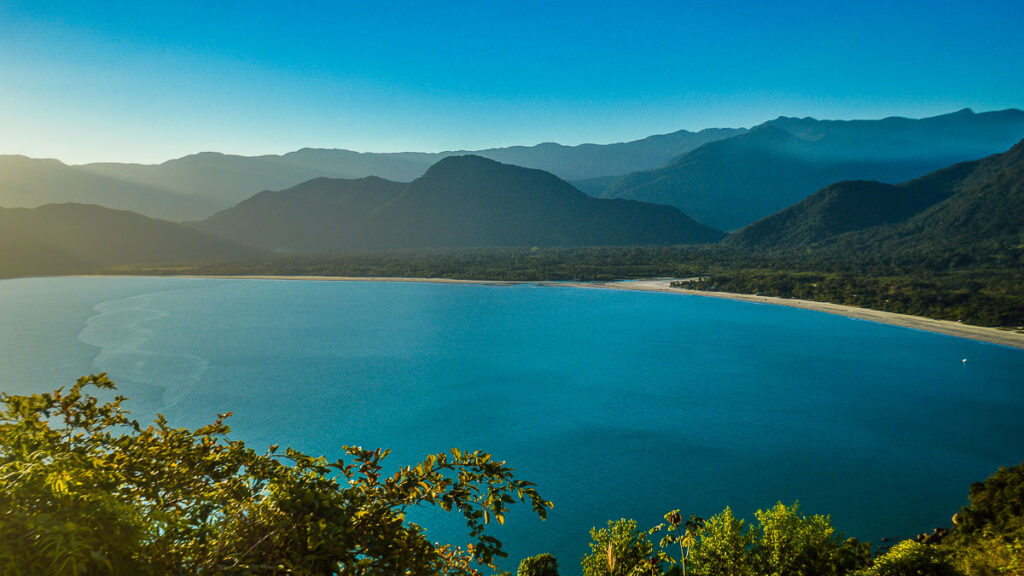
[601, 108, 1024, 231]
[197, 155, 725, 250]
[194, 176, 408, 252]
[468, 127, 745, 181]
[0, 203, 261, 277]
[2, 129, 743, 222]
[0, 155, 220, 221]
[725, 138, 1024, 259]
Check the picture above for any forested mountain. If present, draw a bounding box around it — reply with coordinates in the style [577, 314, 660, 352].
[725, 138, 1024, 262]
[0, 203, 261, 277]
[601, 108, 1024, 231]
[197, 155, 725, 250]
[1, 129, 742, 221]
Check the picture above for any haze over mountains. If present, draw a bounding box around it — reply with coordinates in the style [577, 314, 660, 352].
[2, 108, 1024, 279]
[0, 203, 259, 277]
[0, 128, 743, 221]
[5, 109, 1022, 230]
[196, 155, 725, 250]
[726, 138, 1024, 262]
[600, 108, 1024, 230]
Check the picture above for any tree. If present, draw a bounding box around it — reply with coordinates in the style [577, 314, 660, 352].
[752, 501, 870, 576]
[650, 510, 705, 576]
[0, 374, 552, 575]
[854, 540, 960, 576]
[581, 518, 658, 576]
[687, 507, 753, 576]
[674, 503, 868, 576]
[517, 553, 559, 576]
[942, 462, 1024, 576]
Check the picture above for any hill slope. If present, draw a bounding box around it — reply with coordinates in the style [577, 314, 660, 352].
[198, 156, 725, 250]
[0, 203, 262, 277]
[725, 138, 1024, 261]
[602, 108, 1024, 231]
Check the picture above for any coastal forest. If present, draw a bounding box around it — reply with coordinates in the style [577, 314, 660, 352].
[1, 377, 1021, 575]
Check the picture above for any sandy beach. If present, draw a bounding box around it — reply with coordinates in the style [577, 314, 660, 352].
[571, 279, 1024, 351]
[205, 275, 1024, 351]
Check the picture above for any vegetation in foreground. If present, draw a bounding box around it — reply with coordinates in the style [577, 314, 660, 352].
[2, 377, 1022, 575]
[0, 375, 551, 575]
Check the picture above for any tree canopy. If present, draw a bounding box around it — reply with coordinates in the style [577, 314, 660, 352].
[0, 375, 551, 575]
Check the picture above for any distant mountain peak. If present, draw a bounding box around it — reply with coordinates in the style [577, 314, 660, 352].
[421, 154, 531, 178]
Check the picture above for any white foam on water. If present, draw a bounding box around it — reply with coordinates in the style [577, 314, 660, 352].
[78, 292, 209, 409]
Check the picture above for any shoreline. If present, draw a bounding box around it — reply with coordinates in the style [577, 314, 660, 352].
[75, 274, 1024, 350]
[570, 279, 1024, 351]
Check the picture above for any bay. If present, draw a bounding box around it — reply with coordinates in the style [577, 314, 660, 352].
[1, 276, 1022, 572]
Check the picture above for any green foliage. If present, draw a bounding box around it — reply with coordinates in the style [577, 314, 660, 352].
[687, 507, 753, 576]
[951, 463, 1024, 539]
[581, 518, 658, 576]
[667, 503, 869, 576]
[517, 553, 559, 576]
[944, 535, 1024, 576]
[855, 540, 960, 576]
[753, 501, 871, 576]
[943, 462, 1024, 576]
[0, 375, 552, 575]
[649, 510, 706, 576]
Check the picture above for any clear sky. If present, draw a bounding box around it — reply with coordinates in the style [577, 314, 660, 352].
[1, 0, 1022, 164]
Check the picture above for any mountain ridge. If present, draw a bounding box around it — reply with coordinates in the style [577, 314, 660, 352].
[601, 108, 1024, 230]
[197, 155, 725, 250]
[1, 128, 744, 221]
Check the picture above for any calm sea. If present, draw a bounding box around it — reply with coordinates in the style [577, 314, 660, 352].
[1, 276, 1022, 571]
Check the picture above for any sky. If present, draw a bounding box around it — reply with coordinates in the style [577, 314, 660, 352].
[1, 0, 1022, 165]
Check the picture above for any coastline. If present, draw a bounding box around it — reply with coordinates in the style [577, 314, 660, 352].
[571, 279, 1024, 351]
[66, 274, 1024, 351]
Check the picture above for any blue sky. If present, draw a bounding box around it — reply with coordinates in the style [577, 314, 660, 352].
[1, 0, 1022, 164]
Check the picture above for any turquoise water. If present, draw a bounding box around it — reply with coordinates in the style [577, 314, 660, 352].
[1, 276, 1022, 571]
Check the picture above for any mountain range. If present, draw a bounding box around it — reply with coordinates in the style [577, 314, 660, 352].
[0, 128, 742, 221]
[2, 109, 1023, 279]
[600, 108, 1024, 230]
[6, 109, 1022, 230]
[195, 155, 725, 250]
[2, 136, 1022, 278]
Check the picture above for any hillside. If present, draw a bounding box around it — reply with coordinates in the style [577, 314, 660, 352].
[726, 138, 1024, 262]
[724, 162, 976, 250]
[197, 156, 725, 250]
[602, 108, 1024, 231]
[194, 176, 408, 252]
[0, 203, 261, 277]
